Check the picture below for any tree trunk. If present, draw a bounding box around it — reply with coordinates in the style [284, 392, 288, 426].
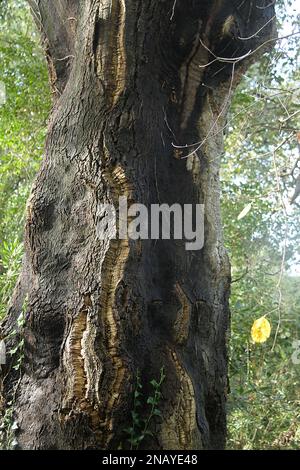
[1, 0, 276, 450]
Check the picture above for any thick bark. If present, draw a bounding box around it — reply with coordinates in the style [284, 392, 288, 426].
[1, 0, 276, 450]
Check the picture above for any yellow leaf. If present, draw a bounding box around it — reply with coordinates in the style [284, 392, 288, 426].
[251, 317, 271, 343]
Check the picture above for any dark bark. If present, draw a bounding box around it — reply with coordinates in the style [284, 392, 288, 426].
[0, 0, 276, 450]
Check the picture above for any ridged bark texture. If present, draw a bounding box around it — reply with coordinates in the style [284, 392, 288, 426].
[0, 0, 276, 450]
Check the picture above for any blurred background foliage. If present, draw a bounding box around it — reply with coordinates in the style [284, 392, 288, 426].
[0, 0, 299, 450]
[223, 0, 300, 449]
[0, 0, 50, 318]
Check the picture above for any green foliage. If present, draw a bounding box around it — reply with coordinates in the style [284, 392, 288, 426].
[0, 0, 50, 320]
[223, 0, 300, 449]
[0, 238, 23, 318]
[227, 273, 300, 449]
[124, 367, 166, 449]
[8, 296, 27, 372]
[0, 402, 18, 450]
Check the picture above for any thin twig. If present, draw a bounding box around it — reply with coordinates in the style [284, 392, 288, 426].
[173, 63, 236, 159]
[238, 15, 276, 41]
[170, 0, 177, 21]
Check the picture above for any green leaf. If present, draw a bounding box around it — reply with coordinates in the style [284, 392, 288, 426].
[237, 203, 252, 221]
[9, 345, 19, 355]
[147, 396, 156, 405]
[150, 379, 159, 388]
[124, 427, 134, 434]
